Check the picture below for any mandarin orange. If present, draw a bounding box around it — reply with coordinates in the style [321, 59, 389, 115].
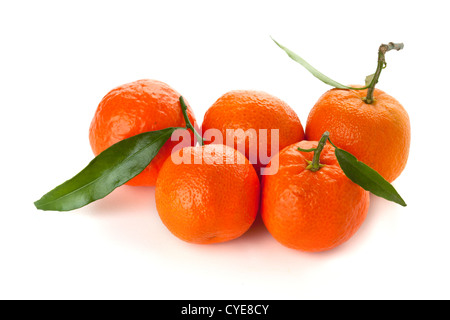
[261, 140, 370, 252]
[89, 79, 197, 186]
[305, 87, 410, 183]
[201, 90, 304, 175]
[155, 144, 260, 244]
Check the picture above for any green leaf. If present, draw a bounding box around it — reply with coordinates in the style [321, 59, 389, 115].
[271, 37, 367, 90]
[334, 147, 407, 207]
[34, 127, 178, 211]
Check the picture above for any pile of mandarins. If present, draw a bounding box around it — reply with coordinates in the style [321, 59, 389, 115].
[89, 77, 410, 252]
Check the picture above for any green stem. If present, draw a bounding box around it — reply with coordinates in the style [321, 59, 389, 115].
[309, 131, 329, 171]
[364, 42, 404, 104]
[179, 96, 204, 146]
[298, 131, 330, 172]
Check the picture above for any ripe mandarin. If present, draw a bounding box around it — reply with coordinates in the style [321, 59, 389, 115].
[89, 79, 197, 186]
[305, 87, 410, 183]
[261, 140, 370, 252]
[201, 90, 304, 174]
[155, 144, 260, 244]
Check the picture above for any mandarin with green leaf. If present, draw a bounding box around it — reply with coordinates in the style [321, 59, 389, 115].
[274, 40, 410, 183]
[89, 79, 197, 186]
[261, 136, 370, 252]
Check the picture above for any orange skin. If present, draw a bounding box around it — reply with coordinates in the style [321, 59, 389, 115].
[261, 140, 370, 252]
[305, 87, 410, 183]
[89, 79, 197, 186]
[201, 90, 304, 174]
[155, 144, 260, 244]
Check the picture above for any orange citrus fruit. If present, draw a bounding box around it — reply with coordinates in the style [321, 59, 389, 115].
[155, 144, 260, 244]
[201, 90, 304, 174]
[89, 79, 197, 186]
[261, 140, 370, 252]
[305, 87, 410, 182]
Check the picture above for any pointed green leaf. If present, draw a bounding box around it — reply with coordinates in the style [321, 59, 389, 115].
[34, 127, 178, 211]
[272, 37, 368, 90]
[334, 147, 407, 206]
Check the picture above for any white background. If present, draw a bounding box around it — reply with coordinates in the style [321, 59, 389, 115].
[1, 0, 449, 300]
